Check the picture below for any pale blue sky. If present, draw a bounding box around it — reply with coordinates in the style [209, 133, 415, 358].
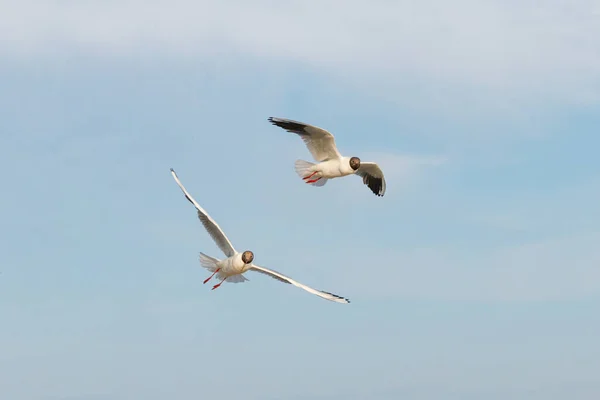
[1, 1, 600, 399]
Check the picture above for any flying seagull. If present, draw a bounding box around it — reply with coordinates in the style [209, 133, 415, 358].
[170, 168, 350, 304]
[268, 117, 386, 196]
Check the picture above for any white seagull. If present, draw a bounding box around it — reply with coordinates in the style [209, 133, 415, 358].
[170, 168, 350, 304]
[268, 117, 387, 197]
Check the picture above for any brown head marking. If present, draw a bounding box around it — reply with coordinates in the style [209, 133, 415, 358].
[242, 250, 254, 264]
[349, 157, 361, 171]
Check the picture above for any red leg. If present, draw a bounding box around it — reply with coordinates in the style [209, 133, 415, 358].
[303, 171, 317, 180]
[305, 177, 322, 184]
[203, 268, 220, 284]
[212, 277, 227, 290]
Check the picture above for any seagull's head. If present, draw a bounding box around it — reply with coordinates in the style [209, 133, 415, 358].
[241, 250, 254, 264]
[349, 156, 361, 171]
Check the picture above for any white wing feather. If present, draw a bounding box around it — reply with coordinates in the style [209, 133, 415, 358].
[268, 117, 342, 162]
[170, 169, 237, 257]
[249, 264, 350, 304]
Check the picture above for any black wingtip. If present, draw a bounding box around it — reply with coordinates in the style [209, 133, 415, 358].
[267, 116, 285, 127]
[363, 175, 384, 197]
[321, 290, 351, 303]
[267, 117, 309, 134]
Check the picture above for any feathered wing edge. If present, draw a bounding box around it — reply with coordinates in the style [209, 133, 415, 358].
[249, 264, 350, 304]
[170, 168, 238, 256]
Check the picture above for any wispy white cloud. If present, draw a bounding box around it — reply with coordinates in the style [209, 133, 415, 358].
[2, 0, 599, 109]
[365, 152, 447, 186]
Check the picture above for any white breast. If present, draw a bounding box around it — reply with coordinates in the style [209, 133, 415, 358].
[334, 157, 355, 177]
[231, 253, 247, 272]
[319, 159, 350, 178]
[219, 254, 245, 276]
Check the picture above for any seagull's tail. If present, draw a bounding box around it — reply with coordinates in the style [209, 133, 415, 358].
[294, 159, 315, 177]
[199, 252, 220, 272]
[294, 160, 328, 187]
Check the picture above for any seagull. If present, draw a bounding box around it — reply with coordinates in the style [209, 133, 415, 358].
[268, 117, 386, 197]
[170, 168, 350, 304]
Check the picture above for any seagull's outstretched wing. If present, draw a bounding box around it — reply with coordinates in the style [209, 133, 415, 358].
[355, 162, 386, 197]
[249, 264, 350, 304]
[268, 117, 342, 162]
[170, 168, 237, 257]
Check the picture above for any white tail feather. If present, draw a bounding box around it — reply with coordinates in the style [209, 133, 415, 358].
[294, 159, 328, 187]
[294, 159, 315, 177]
[199, 252, 220, 272]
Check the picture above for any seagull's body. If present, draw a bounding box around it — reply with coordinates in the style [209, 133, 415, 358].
[199, 251, 252, 286]
[310, 157, 356, 179]
[170, 168, 350, 304]
[268, 116, 387, 197]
